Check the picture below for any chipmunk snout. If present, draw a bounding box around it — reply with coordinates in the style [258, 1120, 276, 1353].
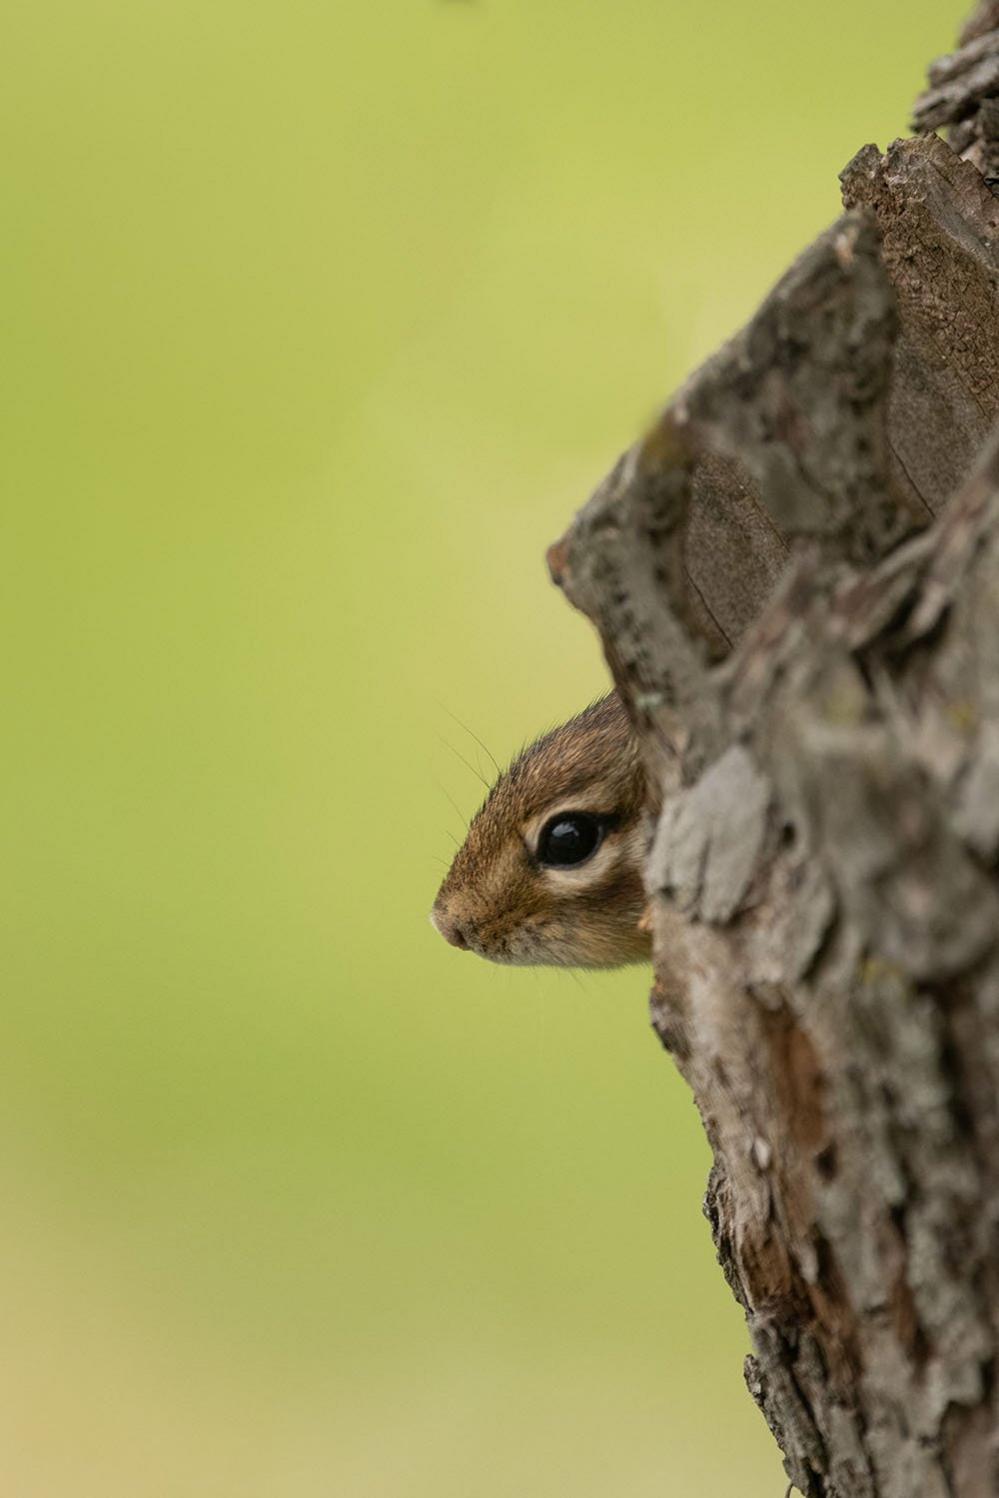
[430, 907, 470, 950]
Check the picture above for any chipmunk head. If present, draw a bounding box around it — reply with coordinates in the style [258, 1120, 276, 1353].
[431, 693, 652, 967]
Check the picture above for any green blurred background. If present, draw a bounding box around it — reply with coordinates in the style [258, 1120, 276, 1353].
[2, 2, 964, 1493]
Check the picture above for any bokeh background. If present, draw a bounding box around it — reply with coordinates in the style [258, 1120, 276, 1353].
[4, 2, 965, 1493]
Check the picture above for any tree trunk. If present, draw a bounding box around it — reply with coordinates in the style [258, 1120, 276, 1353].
[548, 7, 999, 1493]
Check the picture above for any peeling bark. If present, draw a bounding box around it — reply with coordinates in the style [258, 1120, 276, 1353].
[549, 11, 999, 1494]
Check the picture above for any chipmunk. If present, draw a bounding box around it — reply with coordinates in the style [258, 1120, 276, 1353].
[431, 692, 653, 967]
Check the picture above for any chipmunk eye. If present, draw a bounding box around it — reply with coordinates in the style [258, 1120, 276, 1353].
[537, 812, 604, 868]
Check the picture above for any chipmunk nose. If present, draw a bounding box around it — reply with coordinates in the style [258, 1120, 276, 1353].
[430, 907, 470, 950]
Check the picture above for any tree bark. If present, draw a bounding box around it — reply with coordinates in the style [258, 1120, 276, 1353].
[548, 7, 999, 1493]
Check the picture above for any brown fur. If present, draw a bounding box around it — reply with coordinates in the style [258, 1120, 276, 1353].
[431, 693, 652, 967]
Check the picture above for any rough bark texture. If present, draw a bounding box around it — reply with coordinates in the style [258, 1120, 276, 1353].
[549, 11, 999, 1495]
